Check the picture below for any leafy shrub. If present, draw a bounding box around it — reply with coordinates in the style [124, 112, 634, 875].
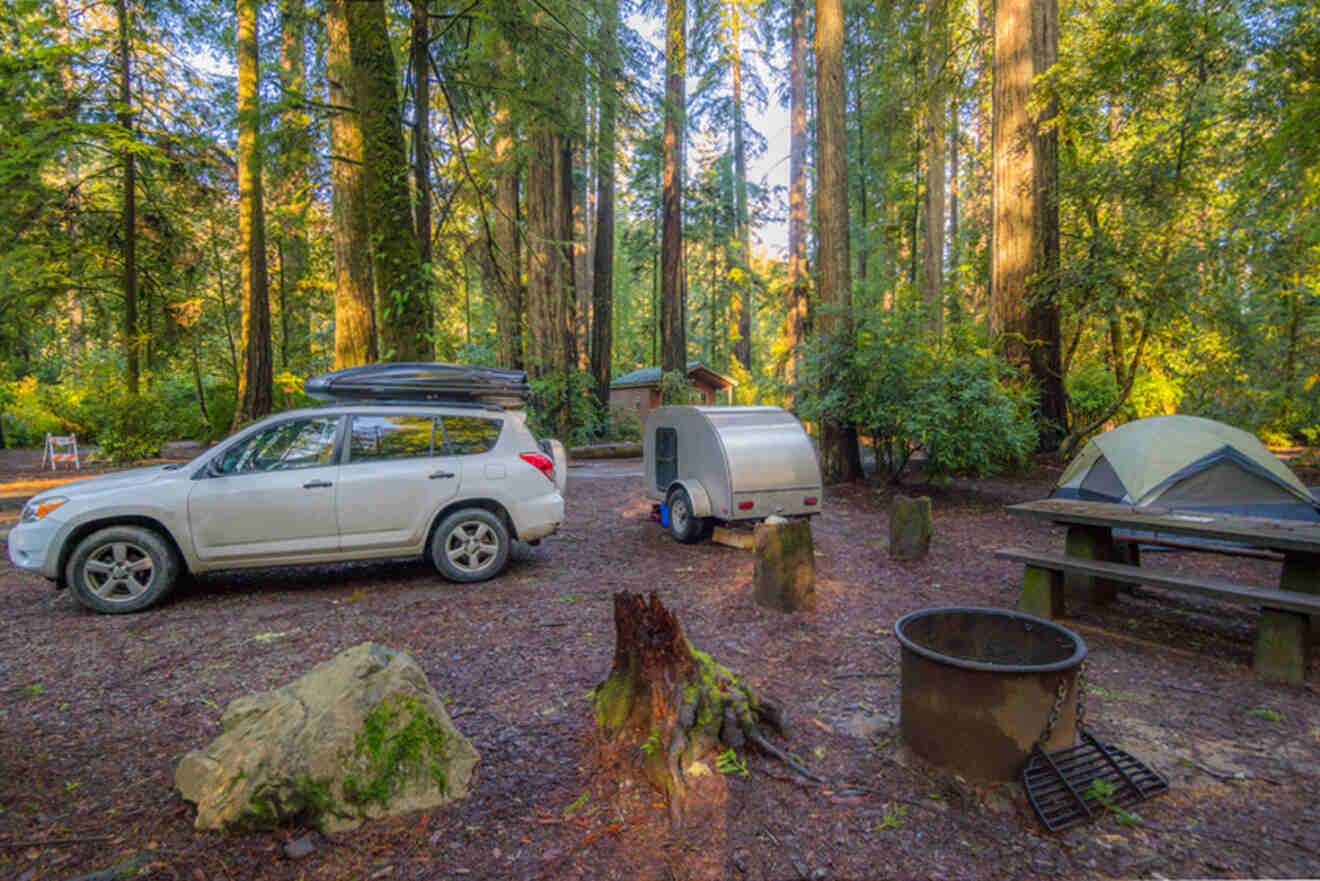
[1066, 361, 1119, 428]
[658, 370, 699, 405]
[794, 309, 1037, 482]
[599, 409, 642, 443]
[527, 370, 603, 446]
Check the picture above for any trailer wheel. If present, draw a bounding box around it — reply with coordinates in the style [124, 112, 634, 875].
[666, 487, 706, 544]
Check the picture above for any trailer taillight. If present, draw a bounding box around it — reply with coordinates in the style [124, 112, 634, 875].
[520, 452, 556, 484]
[804, 496, 818, 506]
[738, 501, 754, 510]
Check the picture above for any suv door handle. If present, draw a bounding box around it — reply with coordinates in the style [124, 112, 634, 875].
[429, 470, 456, 480]
[303, 480, 333, 489]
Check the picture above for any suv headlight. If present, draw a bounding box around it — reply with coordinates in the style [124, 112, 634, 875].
[21, 497, 68, 523]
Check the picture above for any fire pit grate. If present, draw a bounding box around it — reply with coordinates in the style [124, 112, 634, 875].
[1024, 730, 1169, 832]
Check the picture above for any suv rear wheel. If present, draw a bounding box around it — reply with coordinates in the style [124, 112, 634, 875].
[431, 509, 510, 582]
[66, 526, 180, 614]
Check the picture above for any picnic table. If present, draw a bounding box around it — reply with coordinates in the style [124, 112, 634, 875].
[996, 498, 1320, 682]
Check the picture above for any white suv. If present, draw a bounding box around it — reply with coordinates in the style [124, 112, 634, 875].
[8, 402, 566, 613]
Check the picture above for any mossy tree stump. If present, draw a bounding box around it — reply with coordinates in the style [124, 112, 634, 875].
[593, 592, 786, 831]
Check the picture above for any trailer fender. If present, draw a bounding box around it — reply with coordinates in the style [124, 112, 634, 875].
[669, 480, 713, 518]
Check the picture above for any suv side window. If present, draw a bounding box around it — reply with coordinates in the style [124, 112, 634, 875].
[214, 417, 341, 475]
[348, 415, 434, 462]
[439, 416, 502, 455]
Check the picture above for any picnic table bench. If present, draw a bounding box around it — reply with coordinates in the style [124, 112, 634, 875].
[999, 499, 1320, 683]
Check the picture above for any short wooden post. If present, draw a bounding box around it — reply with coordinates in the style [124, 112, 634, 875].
[1020, 565, 1065, 619]
[1064, 525, 1119, 606]
[754, 516, 816, 612]
[889, 495, 932, 561]
[1253, 609, 1311, 684]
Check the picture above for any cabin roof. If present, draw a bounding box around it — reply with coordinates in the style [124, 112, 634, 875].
[610, 361, 737, 390]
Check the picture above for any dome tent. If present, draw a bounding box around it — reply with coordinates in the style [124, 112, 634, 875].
[1053, 415, 1319, 522]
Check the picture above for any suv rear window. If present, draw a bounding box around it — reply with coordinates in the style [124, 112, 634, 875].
[349, 415, 434, 462]
[440, 416, 502, 455]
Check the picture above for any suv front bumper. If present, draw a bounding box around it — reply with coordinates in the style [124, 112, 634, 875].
[6, 518, 62, 579]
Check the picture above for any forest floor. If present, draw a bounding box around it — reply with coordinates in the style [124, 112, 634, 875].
[1, 448, 1319, 881]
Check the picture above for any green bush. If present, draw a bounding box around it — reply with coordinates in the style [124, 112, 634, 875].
[658, 370, 699, 405]
[599, 410, 642, 443]
[794, 309, 1037, 482]
[527, 369, 603, 446]
[1066, 361, 1119, 428]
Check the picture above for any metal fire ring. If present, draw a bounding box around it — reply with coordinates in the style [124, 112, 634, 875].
[893, 606, 1088, 674]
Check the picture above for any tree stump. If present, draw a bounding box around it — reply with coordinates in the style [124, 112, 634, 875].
[593, 592, 786, 832]
[889, 494, 932, 561]
[754, 516, 816, 612]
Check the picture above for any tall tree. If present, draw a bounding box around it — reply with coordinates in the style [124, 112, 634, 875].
[783, 0, 809, 392]
[815, 0, 862, 482]
[661, 0, 688, 383]
[411, 0, 434, 343]
[1029, 0, 1065, 448]
[489, 20, 523, 370]
[590, 0, 620, 410]
[728, 0, 753, 370]
[491, 98, 524, 370]
[991, 0, 1065, 446]
[115, 0, 139, 395]
[232, 0, 274, 428]
[525, 124, 573, 383]
[275, 0, 311, 371]
[922, 0, 947, 338]
[346, 0, 429, 362]
[990, 0, 1033, 369]
[327, 0, 376, 368]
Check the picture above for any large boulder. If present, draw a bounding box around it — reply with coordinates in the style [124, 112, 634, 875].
[175, 643, 479, 833]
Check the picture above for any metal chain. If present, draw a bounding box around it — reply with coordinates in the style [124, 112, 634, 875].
[1037, 659, 1089, 748]
[1037, 677, 1068, 748]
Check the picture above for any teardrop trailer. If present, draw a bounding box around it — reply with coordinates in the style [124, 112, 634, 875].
[644, 405, 824, 543]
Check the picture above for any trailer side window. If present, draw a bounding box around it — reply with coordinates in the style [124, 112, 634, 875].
[655, 427, 678, 489]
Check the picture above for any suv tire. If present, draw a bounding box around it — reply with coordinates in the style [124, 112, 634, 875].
[66, 526, 180, 614]
[432, 508, 511, 582]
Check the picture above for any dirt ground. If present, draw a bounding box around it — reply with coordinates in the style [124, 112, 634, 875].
[1, 448, 1318, 881]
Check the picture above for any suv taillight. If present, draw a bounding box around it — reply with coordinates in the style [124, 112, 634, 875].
[520, 452, 556, 485]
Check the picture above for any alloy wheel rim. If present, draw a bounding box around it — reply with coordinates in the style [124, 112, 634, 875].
[446, 521, 498, 573]
[83, 542, 154, 601]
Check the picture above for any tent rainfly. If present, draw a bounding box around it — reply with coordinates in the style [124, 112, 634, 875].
[1053, 415, 1320, 522]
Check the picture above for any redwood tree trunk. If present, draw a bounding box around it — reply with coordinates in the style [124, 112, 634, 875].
[991, 0, 1034, 371]
[116, 0, 138, 395]
[814, 0, 862, 483]
[660, 0, 687, 383]
[233, 0, 274, 429]
[491, 37, 524, 371]
[327, 0, 377, 368]
[923, 0, 948, 339]
[276, 0, 311, 371]
[347, 0, 429, 362]
[1030, 0, 1066, 450]
[411, 0, 434, 348]
[784, 0, 809, 394]
[590, 0, 619, 412]
[730, 0, 752, 372]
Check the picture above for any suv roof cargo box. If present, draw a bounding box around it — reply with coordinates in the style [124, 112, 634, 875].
[305, 362, 529, 408]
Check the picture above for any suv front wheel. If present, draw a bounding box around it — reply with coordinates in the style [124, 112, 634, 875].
[66, 526, 180, 614]
[431, 509, 510, 582]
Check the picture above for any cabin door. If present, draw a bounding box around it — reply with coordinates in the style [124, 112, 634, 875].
[655, 427, 678, 489]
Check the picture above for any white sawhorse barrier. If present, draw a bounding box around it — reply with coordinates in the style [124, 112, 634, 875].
[42, 433, 80, 470]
